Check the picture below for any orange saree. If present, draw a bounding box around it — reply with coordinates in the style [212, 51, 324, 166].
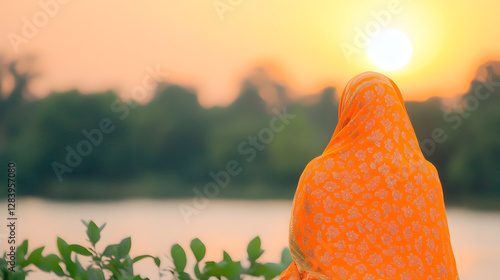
[279, 72, 459, 280]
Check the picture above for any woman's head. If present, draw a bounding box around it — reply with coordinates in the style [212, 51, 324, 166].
[324, 71, 419, 157]
[339, 71, 404, 120]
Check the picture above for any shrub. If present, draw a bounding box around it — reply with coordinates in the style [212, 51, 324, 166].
[1, 221, 291, 280]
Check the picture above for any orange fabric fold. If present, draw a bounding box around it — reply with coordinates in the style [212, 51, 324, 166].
[280, 72, 459, 280]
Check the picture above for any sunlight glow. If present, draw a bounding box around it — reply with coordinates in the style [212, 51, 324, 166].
[367, 29, 413, 71]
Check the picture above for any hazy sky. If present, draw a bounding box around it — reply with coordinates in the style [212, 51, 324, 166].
[1, 0, 500, 106]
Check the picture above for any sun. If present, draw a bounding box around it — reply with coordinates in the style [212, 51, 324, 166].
[367, 29, 413, 71]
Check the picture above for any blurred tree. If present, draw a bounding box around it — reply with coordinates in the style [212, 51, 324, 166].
[1, 59, 500, 202]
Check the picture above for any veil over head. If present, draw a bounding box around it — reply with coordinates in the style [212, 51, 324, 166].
[280, 72, 459, 280]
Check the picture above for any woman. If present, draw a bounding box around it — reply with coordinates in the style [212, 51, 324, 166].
[279, 72, 459, 280]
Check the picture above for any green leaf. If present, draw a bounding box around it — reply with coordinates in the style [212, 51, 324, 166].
[26, 246, 45, 265]
[132, 255, 160, 267]
[203, 261, 225, 277]
[0, 255, 8, 267]
[132, 255, 151, 263]
[116, 237, 131, 259]
[87, 266, 105, 280]
[223, 251, 233, 263]
[99, 223, 107, 232]
[194, 264, 203, 280]
[69, 245, 92, 256]
[74, 255, 86, 275]
[247, 237, 264, 262]
[203, 255, 242, 280]
[65, 258, 77, 277]
[222, 251, 243, 278]
[34, 254, 64, 276]
[254, 263, 285, 280]
[15, 240, 28, 266]
[179, 272, 192, 280]
[81, 220, 89, 227]
[86, 221, 101, 246]
[87, 267, 99, 280]
[121, 255, 135, 275]
[190, 238, 206, 262]
[171, 244, 187, 273]
[57, 237, 71, 261]
[280, 248, 293, 266]
[102, 244, 118, 258]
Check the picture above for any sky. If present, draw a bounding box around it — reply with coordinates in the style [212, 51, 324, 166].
[1, 0, 499, 107]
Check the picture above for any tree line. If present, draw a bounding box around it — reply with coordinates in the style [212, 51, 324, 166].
[1, 58, 499, 203]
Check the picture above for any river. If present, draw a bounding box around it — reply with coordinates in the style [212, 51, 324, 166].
[1, 198, 499, 279]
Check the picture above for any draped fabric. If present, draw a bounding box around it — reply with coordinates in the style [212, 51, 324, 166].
[279, 72, 459, 280]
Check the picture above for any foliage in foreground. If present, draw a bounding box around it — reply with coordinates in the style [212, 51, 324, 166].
[1, 220, 161, 280]
[0, 220, 292, 280]
[169, 236, 292, 280]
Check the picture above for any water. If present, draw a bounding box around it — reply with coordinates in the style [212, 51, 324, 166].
[0, 198, 499, 280]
